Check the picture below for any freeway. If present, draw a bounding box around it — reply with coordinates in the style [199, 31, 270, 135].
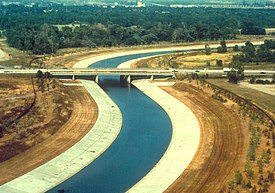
[0, 68, 274, 76]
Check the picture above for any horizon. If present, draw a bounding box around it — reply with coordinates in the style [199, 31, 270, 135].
[1, 0, 272, 4]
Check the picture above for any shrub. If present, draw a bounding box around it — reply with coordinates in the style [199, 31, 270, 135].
[235, 170, 243, 185]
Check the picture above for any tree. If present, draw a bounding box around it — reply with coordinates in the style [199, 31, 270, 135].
[257, 159, 264, 174]
[268, 171, 274, 183]
[205, 44, 211, 55]
[249, 76, 256, 84]
[36, 70, 43, 79]
[142, 33, 158, 44]
[252, 185, 257, 193]
[44, 71, 51, 80]
[241, 22, 266, 35]
[171, 28, 185, 42]
[246, 180, 252, 189]
[217, 40, 227, 53]
[206, 60, 211, 67]
[216, 60, 223, 67]
[261, 150, 271, 164]
[36, 70, 44, 90]
[245, 161, 254, 179]
[243, 41, 256, 61]
[272, 131, 275, 147]
[227, 67, 244, 83]
[235, 170, 243, 185]
[233, 45, 239, 52]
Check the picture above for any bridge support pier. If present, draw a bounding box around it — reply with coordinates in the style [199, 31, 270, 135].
[127, 75, 131, 83]
[95, 75, 99, 84]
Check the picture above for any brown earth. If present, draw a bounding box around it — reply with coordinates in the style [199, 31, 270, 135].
[161, 82, 250, 193]
[0, 78, 98, 185]
[0, 77, 74, 162]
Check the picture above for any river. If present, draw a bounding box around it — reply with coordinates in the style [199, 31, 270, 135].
[48, 51, 175, 193]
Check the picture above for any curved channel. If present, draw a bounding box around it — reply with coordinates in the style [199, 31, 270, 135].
[48, 51, 176, 193]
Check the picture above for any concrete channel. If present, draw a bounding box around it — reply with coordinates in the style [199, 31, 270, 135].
[0, 81, 122, 193]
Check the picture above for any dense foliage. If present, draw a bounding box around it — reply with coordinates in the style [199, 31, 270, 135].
[232, 40, 275, 63]
[1, 4, 275, 54]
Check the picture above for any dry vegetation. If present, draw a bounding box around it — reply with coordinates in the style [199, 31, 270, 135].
[162, 79, 274, 192]
[0, 39, 33, 68]
[204, 78, 275, 192]
[162, 81, 249, 193]
[0, 76, 73, 162]
[0, 78, 98, 184]
[173, 51, 237, 68]
[133, 51, 239, 69]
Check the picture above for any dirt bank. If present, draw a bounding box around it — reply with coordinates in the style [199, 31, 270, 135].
[162, 82, 249, 193]
[0, 79, 98, 185]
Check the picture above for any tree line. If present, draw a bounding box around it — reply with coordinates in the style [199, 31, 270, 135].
[1, 5, 274, 54]
[232, 40, 275, 64]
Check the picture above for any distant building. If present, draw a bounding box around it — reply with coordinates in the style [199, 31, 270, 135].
[137, 0, 145, 8]
[13, 65, 22, 69]
[266, 0, 275, 6]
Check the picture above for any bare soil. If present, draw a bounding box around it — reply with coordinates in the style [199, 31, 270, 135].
[0, 77, 74, 162]
[0, 77, 98, 184]
[161, 81, 249, 193]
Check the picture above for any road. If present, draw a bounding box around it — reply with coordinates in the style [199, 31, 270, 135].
[0, 68, 274, 77]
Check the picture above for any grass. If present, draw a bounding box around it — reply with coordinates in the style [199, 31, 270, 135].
[208, 78, 275, 116]
[173, 51, 240, 68]
[0, 39, 33, 68]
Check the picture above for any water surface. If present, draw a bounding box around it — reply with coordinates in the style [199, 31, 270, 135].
[49, 51, 175, 193]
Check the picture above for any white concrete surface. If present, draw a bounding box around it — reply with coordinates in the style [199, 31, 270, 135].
[117, 54, 200, 193]
[74, 41, 263, 69]
[128, 80, 200, 193]
[0, 81, 122, 193]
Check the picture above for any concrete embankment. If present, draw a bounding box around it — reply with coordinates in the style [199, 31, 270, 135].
[73, 41, 263, 69]
[0, 81, 122, 193]
[73, 44, 210, 68]
[128, 80, 200, 193]
[117, 58, 200, 192]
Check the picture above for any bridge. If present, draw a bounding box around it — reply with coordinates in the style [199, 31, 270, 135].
[0, 68, 274, 83]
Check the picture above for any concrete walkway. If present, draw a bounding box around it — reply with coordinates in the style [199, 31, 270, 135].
[0, 81, 122, 193]
[128, 80, 200, 193]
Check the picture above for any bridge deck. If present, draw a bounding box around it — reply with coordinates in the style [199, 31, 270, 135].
[0, 68, 274, 76]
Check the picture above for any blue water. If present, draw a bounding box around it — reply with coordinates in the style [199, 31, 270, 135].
[48, 51, 176, 193]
